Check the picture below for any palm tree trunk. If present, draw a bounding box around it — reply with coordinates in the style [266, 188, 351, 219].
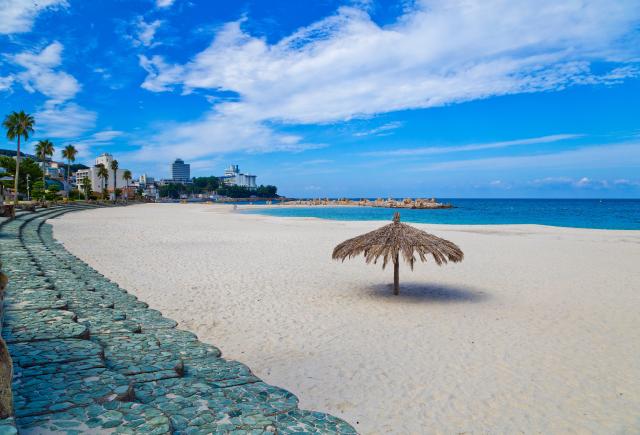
[13, 136, 20, 206]
[393, 254, 400, 295]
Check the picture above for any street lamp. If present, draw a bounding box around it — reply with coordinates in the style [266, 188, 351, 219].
[26, 174, 30, 201]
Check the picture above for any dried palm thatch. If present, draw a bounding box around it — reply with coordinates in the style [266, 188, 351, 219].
[332, 212, 464, 295]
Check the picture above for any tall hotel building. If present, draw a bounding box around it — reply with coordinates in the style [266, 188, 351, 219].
[171, 158, 191, 183]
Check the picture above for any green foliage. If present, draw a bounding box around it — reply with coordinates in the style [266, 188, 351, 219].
[3, 111, 35, 142]
[45, 184, 60, 201]
[192, 176, 220, 191]
[0, 156, 43, 194]
[69, 189, 83, 200]
[217, 184, 278, 198]
[256, 185, 277, 197]
[80, 177, 92, 199]
[158, 179, 278, 199]
[35, 139, 55, 161]
[62, 145, 77, 163]
[31, 180, 45, 200]
[3, 110, 35, 203]
[158, 183, 183, 199]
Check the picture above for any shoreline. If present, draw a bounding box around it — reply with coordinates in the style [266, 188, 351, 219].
[234, 203, 640, 232]
[52, 203, 640, 433]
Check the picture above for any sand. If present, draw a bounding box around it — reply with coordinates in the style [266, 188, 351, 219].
[52, 203, 640, 434]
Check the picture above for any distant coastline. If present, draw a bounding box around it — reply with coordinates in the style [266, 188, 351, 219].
[241, 198, 640, 230]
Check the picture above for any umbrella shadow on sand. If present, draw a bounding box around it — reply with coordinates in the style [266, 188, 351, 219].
[365, 282, 489, 303]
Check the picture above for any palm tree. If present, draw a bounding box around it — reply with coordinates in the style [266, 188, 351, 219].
[61, 144, 77, 187]
[35, 139, 55, 189]
[2, 111, 35, 205]
[123, 169, 132, 201]
[110, 159, 118, 202]
[96, 164, 109, 200]
[81, 177, 92, 199]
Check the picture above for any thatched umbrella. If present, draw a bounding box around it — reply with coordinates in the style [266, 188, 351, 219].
[332, 212, 464, 295]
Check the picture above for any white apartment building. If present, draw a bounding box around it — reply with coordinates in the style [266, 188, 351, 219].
[222, 165, 257, 189]
[75, 153, 131, 192]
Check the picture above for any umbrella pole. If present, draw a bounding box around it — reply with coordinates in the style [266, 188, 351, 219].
[393, 254, 399, 295]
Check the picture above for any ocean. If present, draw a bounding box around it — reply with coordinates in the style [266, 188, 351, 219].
[242, 198, 640, 230]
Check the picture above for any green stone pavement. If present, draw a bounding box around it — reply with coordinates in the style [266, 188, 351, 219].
[0, 205, 357, 434]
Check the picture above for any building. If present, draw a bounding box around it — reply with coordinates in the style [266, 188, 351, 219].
[75, 153, 131, 194]
[171, 159, 190, 183]
[46, 161, 65, 179]
[139, 173, 154, 187]
[221, 165, 257, 189]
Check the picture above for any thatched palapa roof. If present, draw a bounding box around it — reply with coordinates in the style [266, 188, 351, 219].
[332, 212, 464, 269]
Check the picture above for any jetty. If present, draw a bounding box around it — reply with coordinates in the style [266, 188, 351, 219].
[282, 197, 453, 209]
[0, 204, 355, 434]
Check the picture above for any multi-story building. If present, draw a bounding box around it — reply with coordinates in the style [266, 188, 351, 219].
[139, 173, 155, 187]
[46, 161, 65, 179]
[171, 159, 190, 183]
[221, 165, 257, 189]
[74, 153, 131, 193]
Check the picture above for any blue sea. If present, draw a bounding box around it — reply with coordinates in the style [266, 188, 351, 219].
[242, 199, 640, 230]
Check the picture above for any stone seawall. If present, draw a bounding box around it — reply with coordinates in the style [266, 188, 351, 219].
[0, 205, 357, 434]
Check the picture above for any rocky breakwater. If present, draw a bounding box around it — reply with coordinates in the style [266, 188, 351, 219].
[283, 197, 453, 209]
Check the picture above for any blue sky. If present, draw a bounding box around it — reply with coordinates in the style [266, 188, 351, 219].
[1, 0, 639, 198]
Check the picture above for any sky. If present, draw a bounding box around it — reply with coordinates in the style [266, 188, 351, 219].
[0, 0, 639, 198]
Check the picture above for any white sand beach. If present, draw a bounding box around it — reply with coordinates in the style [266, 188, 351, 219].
[52, 203, 640, 434]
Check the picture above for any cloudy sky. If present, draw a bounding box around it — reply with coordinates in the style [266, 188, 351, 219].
[1, 0, 639, 197]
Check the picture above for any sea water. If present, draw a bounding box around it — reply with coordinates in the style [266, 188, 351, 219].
[242, 199, 640, 230]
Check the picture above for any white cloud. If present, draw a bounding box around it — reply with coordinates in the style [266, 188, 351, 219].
[127, 110, 321, 164]
[0, 0, 67, 34]
[139, 55, 183, 92]
[415, 142, 640, 172]
[353, 121, 403, 137]
[528, 176, 620, 190]
[7, 41, 96, 141]
[35, 102, 97, 139]
[134, 17, 163, 47]
[613, 179, 640, 187]
[66, 130, 124, 160]
[362, 134, 583, 157]
[156, 0, 175, 8]
[0, 75, 14, 91]
[12, 41, 80, 103]
[575, 177, 591, 187]
[137, 0, 640, 160]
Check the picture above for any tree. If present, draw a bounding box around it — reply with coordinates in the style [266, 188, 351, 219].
[192, 176, 219, 192]
[3, 111, 35, 205]
[159, 183, 182, 199]
[81, 177, 92, 199]
[255, 185, 278, 198]
[61, 144, 77, 187]
[110, 159, 118, 201]
[0, 156, 43, 198]
[35, 139, 55, 190]
[31, 181, 45, 201]
[45, 184, 60, 201]
[96, 164, 109, 199]
[123, 169, 132, 200]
